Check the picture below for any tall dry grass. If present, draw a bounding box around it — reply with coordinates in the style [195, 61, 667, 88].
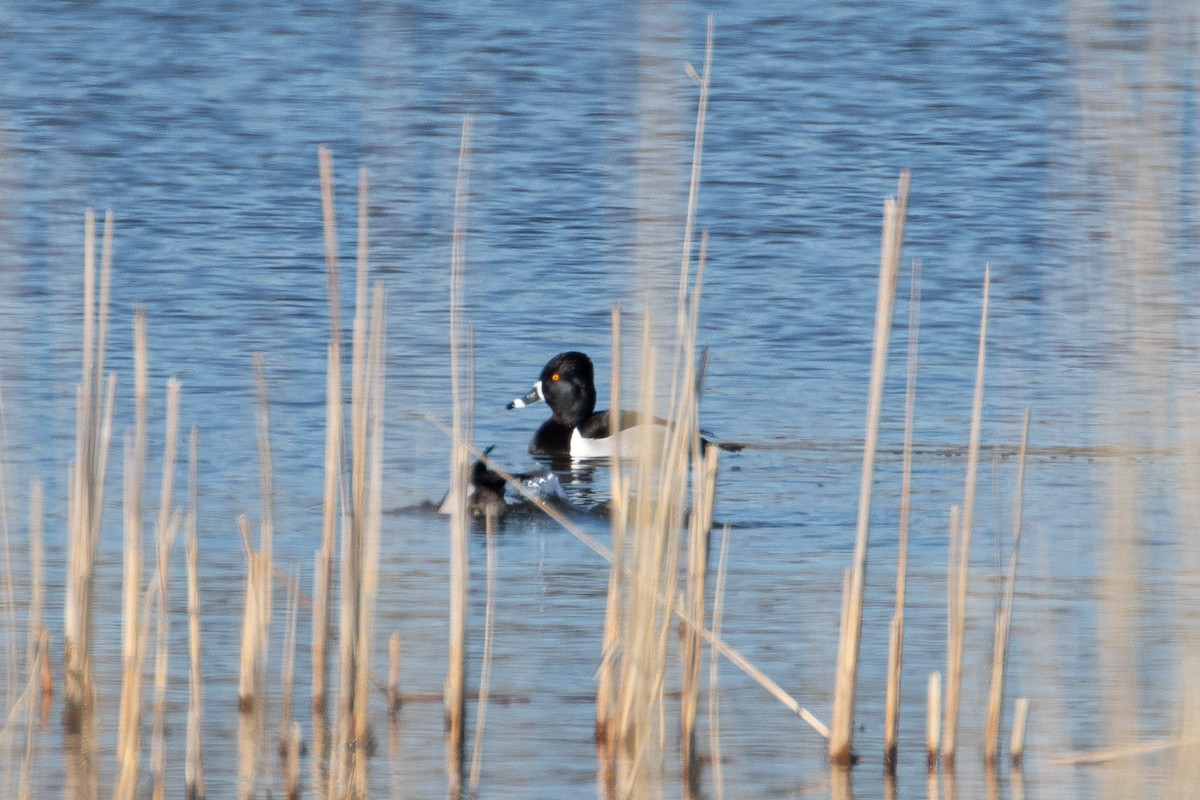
[64, 209, 116, 733]
[322, 154, 388, 800]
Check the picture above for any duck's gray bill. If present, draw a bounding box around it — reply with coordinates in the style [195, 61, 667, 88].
[507, 383, 544, 410]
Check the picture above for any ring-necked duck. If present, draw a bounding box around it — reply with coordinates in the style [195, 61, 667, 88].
[507, 351, 671, 458]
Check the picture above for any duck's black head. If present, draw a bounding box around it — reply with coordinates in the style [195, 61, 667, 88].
[537, 351, 596, 429]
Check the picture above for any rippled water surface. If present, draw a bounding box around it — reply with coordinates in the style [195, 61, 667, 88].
[2, 1, 1199, 798]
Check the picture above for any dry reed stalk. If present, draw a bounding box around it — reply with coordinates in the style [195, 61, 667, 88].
[64, 209, 116, 733]
[942, 266, 991, 764]
[927, 671, 942, 768]
[148, 514, 180, 800]
[681, 443, 718, 777]
[113, 310, 150, 800]
[469, 512, 499, 795]
[19, 670, 38, 800]
[444, 117, 471, 784]
[151, 379, 182, 800]
[27, 480, 45, 701]
[830, 171, 910, 766]
[280, 566, 300, 760]
[941, 505, 961, 767]
[984, 409, 1031, 765]
[0, 445, 15, 800]
[325, 159, 386, 800]
[1011, 697, 1030, 766]
[351, 283, 386, 795]
[388, 634, 402, 713]
[596, 307, 625, 750]
[319, 146, 343, 339]
[185, 430, 206, 800]
[885, 259, 921, 771]
[668, 16, 712, 395]
[314, 143, 344, 730]
[311, 338, 339, 798]
[316, 147, 350, 800]
[708, 524, 731, 800]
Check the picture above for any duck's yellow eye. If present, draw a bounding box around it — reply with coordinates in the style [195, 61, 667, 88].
[551, 373, 560, 382]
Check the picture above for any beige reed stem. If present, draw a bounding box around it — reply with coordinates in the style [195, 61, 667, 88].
[830, 171, 910, 766]
[942, 265, 991, 764]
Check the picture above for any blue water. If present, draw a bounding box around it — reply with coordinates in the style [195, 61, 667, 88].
[1, 0, 1198, 797]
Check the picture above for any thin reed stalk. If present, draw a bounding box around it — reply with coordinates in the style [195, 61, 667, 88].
[185, 430, 206, 800]
[351, 283, 385, 795]
[314, 144, 343, 729]
[984, 409, 1031, 765]
[885, 259, 921, 771]
[28, 480, 46, 703]
[830, 171, 910, 766]
[280, 566, 300, 760]
[113, 310, 150, 800]
[942, 265, 991, 764]
[151, 379, 182, 800]
[310, 342, 340, 798]
[444, 117, 472, 792]
[469, 513, 499, 795]
[942, 503, 962, 766]
[708, 525, 731, 800]
[149, 514, 180, 800]
[0, 412, 15, 800]
[681, 443, 718, 777]
[596, 307, 624, 751]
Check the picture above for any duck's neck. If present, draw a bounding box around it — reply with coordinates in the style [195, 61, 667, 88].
[554, 386, 596, 429]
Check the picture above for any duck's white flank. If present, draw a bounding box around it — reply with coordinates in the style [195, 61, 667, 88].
[569, 421, 670, 459]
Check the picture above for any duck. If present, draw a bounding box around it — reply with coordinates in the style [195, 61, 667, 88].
[438, 446, 571, 520]
[507, 351, 670, 459]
